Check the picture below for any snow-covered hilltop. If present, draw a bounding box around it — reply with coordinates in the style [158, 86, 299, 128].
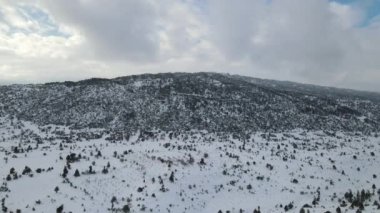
[0, 73, 379, 213]
[0, 72, 379, 133]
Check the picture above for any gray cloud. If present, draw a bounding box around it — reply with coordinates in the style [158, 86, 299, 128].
[41, 0, 160, 61]
[207, 0, 380, 91]
[0, 0, 380, 92]
[209, 1, 342, 79]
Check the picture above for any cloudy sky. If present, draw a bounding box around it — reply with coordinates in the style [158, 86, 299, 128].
[0, 0, 380, 92]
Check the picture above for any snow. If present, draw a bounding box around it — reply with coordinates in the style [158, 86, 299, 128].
[1, 118, 379, 212]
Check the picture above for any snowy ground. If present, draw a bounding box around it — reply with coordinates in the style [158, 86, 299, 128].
[0, 116, 380, 212]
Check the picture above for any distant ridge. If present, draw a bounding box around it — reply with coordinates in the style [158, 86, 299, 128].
[0, 72, 379, 133]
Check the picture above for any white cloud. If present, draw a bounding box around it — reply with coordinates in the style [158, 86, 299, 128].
[329, 1, 363, 28]
[0, 32, 81, 58]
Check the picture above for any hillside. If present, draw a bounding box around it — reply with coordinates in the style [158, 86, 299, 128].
[0, 73, 380, 213]
[0, 72, 379, 133]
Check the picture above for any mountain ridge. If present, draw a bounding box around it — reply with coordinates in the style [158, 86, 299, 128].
[0, 72, 379, 133]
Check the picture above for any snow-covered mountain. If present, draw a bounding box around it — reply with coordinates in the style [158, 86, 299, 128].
[0, 72, 379, 213]
[0, 72, 379, 133]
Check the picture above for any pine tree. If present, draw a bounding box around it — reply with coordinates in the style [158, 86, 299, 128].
[169, 171, 175, 183]
[56, 205, 63, 213]
[62, 167, 68, 178]
[102, 167, 108, 174]
[111, 196, 117, 209]
[22, 166, 32, 175]
[74, 169, 80, 177]
[199, 158, 206, 165]
[122, 204, 130, 213]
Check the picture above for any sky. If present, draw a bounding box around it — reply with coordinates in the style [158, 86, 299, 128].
[0, 0, 380, 92]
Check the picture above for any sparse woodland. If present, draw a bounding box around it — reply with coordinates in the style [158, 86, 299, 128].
[0, 73, 379, 212]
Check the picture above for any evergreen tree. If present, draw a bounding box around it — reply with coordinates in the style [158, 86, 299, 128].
[102, 167, 108, 174]
[199, 158, 206, 165]
[62, 167, 68, 178]
[122, 204, 130, 213]
[74, 169, 80, 177]
[56, 205, 63, 213]
[22, 166, 32, 175]
[111, 196, 117, 209]
[169, 172, 175, 183]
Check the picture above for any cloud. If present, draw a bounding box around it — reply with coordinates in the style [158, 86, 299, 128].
[0, 0, 379, 92]
[209, 1, 343, 77]
[41, 0, 160, 61]
[208, 0, 380, 91]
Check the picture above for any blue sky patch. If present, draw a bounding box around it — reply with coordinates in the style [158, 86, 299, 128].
[11, 4, 69, 37]
[332, 0, 380, 26]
